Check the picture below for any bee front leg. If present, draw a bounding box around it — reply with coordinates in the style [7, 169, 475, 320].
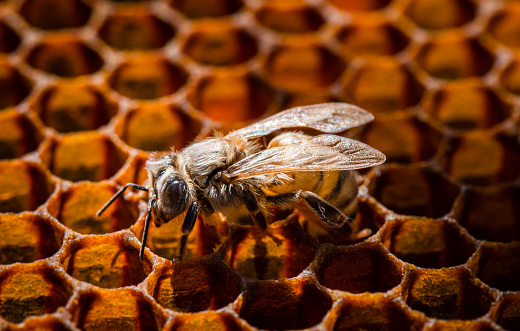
[174, 201, 200, 263]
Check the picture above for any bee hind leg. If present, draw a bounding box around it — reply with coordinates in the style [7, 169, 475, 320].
[243, 190, 267, 229]
[174, 201, 200, 263]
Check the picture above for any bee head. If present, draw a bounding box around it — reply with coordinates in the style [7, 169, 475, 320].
[146, 155, 192, 224]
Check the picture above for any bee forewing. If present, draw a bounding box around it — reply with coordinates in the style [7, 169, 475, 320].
[224, 134, 385, 180]
[227, 102, 374, 140]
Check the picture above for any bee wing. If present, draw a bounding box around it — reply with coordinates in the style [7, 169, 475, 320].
[223, 134, 385, 180]
[226, 103, 374, 140]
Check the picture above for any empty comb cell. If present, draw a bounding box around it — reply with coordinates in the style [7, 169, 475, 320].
[46, 182, 139, 235]
[404, 0, 476, 30]
[452, 185, 520, 242]
[367, 165, 461, 218]
[416, 36, 495, 80]
[441, 132, 520, 185]
[153, 253, 242, 312]
[0, 213, 63, 265]
[336, 20, 409, 57]
[0, 264, 72, 324]
[188, 71, 274, 124]
[0, 20, 21, 53]
[493, 293, 520, 331]
[237, 278, 332, 330]
[25, 36, 104, 77]
[342, 58, 424, 113]
[500, 56, 520, 95]
[360, 113, 443, 164]
[98, 8, 175, 51]
[264, 42, 346, 92]
[166, 311, 245, 331]
[330, 295, 423, 331]
[471, 242, 520, 291]
[254, 2, 325, 34]
[0, 110, 44, 159]
[70, 288, 165, 331]
[489, 4, 520, 49]
[108, 57, 188, 100]
[31, 83, 118, 133]
[313, 242, 403, 293]
[114, 103, 201, 152]
[405, 268, 496, 320]
[0, 60, 32, 110]
[381, 217, 477, 268]
[19, 0, 92, 30]
[326, 0, 392, 12]
[39, 132, 128, 182]
[61, 234, 152, 288]
[424, 80, 512, 131]
[182, 22, 258, 66]
[0, 160, 55, 213]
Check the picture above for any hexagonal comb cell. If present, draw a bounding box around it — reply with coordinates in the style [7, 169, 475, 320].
[416, 36, 494, 80]
[0, 265, 72, 323]
[314, 242, 403, 293]
[31, 83, 118, 133]
[326, 0, 391, 12]
[472, 242, 520, 291]
[441, 132, 520, 185]
[0, 110, 44, 159]
[424, 320, 498, 331]
[367, 165, 461, 218]
[238, 278, 332, 330]
[342, 58, 424, 113]
[405, 268, 495, 320]
[115, 104, 201, 152]
[360, 114, 443, 163]
[254, 3, 325, 34]
[39, 132, 128, 182]
[71, 288, 165, 331]
[405, 0, 476, 30]
[167, 311, 244, 331]
[331, 295, 423, 331]
[489, 5, 520, 48]
[500, 56, 520, 96]
[62, 234, 152, 288]
[9, 315, 78, 331]
[25, 37, 104, 77]
[0, 160, 55, 213]
[336, 21, 409, 57]
[0, 60, 32, 109]
[170, 0, 243, 18]
[188, 71, 274, 124]
[494, 293, 520, 331]
[108, 57, 188, 100]
[265, 42, 345, 92]
[0, 20, 21, 53]
[222, 219, 319, 280]
[453, 185, 520, 242]
[425, 81, 511, 131]
[182, 23, 257, 66]
[19, 0, 92, 30]
[381, 217, 476, 268]
[98, 9, 175, 50]
[0, 213, 63, 265]
[153, 254, 242, 312]
[46, 182, 138, 234]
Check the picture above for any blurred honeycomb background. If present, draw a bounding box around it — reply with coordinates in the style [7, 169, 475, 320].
[1, 0, 520, 329]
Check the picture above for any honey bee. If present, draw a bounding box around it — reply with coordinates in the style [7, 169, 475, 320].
[97, 103, 385, 261]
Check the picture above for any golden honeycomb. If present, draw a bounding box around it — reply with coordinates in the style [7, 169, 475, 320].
[0, 0, 520, 330]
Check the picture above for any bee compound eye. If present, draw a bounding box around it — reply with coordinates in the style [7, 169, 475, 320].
[167, 179, 186, 197]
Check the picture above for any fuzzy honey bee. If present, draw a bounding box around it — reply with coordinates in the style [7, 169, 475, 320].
[97, 103, 385, 261]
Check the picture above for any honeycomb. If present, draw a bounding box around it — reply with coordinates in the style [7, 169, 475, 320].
[0, 0, 520, 330]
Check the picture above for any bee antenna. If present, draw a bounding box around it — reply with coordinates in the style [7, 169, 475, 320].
[140, 197, 155, 261]
[96, 183, 149, 217]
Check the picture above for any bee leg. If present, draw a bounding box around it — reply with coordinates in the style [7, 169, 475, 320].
[243, 190, 267, 228]
[174, 201, 200, 263]
[300, 191, 355, 235]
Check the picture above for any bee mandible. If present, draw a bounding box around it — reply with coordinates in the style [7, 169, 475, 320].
[97, 103, 385, 261]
